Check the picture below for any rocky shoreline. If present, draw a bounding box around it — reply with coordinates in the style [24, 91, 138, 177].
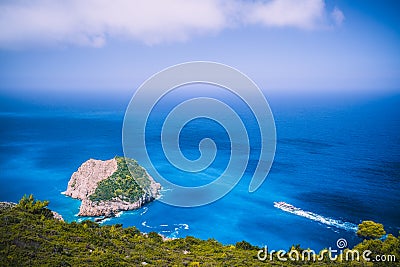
[65, 158, 161, 218]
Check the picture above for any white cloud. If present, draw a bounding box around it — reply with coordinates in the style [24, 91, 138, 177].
[0, 0, 344, 49]
[244, 0, 326, 29]
[331, 6, 345, 26]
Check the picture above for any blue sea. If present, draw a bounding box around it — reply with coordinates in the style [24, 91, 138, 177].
[1, 90, 399, 251]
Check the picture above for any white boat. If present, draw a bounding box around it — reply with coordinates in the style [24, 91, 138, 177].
[273, 201, 300, 212]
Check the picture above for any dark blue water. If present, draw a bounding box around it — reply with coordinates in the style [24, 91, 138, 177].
[1, 92, 399, 251]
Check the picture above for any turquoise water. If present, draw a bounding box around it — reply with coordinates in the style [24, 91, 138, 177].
[0, 92, 399, 250]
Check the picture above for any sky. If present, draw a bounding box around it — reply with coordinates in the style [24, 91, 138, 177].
[0, 0, 399, 101]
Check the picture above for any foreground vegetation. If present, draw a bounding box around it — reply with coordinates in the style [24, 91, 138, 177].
[89, 157, 149, 203]
[0, 196, 398, 266]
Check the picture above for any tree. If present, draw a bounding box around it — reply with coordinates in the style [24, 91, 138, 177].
[357, 220, 386, 239]
[16, 194, 52, 218]
[235, 240, 256, 250]
[147, 231, 163, 243]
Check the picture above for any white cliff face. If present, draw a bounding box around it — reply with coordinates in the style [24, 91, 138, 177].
[65, 158, 118, 200]
[65, 158, 161, 217]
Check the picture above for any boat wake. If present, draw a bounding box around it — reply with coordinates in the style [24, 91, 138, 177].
[274, 201, 358, 232]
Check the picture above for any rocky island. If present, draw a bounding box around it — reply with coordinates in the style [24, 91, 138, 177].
[65, 156, 161, 218]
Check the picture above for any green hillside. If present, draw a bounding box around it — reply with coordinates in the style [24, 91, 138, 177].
[0, 196, 398, 266]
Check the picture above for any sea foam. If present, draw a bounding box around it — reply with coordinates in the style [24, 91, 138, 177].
[274, 201, 358, 232]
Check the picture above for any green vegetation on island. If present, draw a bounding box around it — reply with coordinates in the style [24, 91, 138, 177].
[89, 157, 150, 203]
[0, 195, 399, 266]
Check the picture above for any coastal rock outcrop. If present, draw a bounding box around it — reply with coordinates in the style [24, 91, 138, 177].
[51, 211, 64, 221]
[65, 157, 161, 217]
